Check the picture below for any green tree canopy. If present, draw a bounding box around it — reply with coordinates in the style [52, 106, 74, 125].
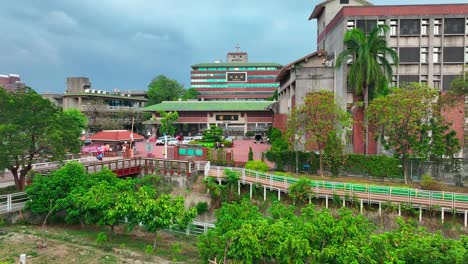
[198, 201, 467, 263]
[63, 108, 88, 131]
[182, 87, 200, 100]
[157, 111, 179, 136]
[0, 87, 82, 191]
[288, 91, 351, 177]
[367, 84, 460, 183]
[449, 68, 468, 95]
[147, 75, 185, 105]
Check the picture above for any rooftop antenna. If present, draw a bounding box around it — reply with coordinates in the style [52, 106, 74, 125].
[235, 43, 240, 52]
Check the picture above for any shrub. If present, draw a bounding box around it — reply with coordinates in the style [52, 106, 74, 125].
[245, 160, 269, 172]
[95, 232, 108, 245]
[420, 174, 445, 191]
[342, 154, 402, 178]
[196, 202, 209, 214]
[245, 131, 255, 137]
[222, 140, 232, 148]
[248, 147, 253, 161]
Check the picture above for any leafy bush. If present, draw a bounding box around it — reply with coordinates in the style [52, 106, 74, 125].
[196, 202, 209, 214]
[245, 131, 255, 137]
[420, 174, 445, 191]
[95, 232, 108, 245]
[342, 154, 402, 178]
[245, 160, 269, 172]
[248, 147, 254, 161]
[222, 140, 232, 148]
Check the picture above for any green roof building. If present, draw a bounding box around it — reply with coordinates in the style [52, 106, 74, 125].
[143, 100, 276, 137]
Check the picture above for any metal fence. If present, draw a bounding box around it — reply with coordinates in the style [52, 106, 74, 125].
[407, 158, 468, 184]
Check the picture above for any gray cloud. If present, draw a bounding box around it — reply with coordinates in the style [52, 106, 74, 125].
[0, 0, 466, 93]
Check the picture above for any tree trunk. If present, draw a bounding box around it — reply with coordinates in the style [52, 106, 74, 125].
[318, 145, 323, 178]
[10, 167, 26, 191]
[153, 230, 158, 251]
[364, 85, 369, 156]
[296, 150, 299, 174]
[402, 156, 408, 184]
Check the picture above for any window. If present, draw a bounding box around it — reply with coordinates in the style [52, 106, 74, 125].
[444, 18, 465, 34]
[347, 20, 355, 31]
[443, 47, 464, 63]
[400, 19, 421, 35]
[391, 75, 398, 87]
[399, 47, 420, 63]
[378, 20, 386, 36]
[433, 75, 441, 90]
[465, 47, 468, 63]
[466, 18, 468, 34]
[443, 75, 462, 90]
[357, 20, 377, 34]
[399, 75, 419, 87]
[340, 0, 349, 4]
[421, 47, 428, 63]
[433, 47, 441, 63]
[390, 20, 398, 36]
[434, 19, 442, 35]
[421, 19, 429, 35]
[421, 75, 428, 86]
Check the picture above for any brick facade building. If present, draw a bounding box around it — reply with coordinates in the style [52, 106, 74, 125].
[303, 0, 468, 154]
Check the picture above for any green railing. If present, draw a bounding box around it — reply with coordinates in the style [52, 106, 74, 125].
[210, 166, 468, 209]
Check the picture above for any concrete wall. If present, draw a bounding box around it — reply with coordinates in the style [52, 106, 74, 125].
[66, 77, 90, 93]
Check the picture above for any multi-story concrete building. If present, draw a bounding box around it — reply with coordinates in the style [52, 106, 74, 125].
[44, 77, 148, 132]
[0, 74, 25, 92]
[304, 0, 468, 154]
[190, 49, 282, 101]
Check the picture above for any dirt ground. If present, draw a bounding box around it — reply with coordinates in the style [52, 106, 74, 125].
[0, 225, 199, 264]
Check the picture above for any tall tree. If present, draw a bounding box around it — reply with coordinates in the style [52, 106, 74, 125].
[288, 91, 351, 177]
[182, 87, 200, 100]
[336, 25, 399, 155]
[0, 88, 82, 191]
[63, 108, 88, 131]
[158, 111, 179, 136]
[367, 84, 460, 184]
[147, 75, 185, 105]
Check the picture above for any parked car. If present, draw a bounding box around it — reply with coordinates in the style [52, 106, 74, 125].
[167, 138, 179, 146]
[155, 137, 166, 145]
[193, 133, 203, 140]
[182, 137, 194, 144]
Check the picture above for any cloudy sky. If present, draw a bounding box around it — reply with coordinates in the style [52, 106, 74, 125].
[0, 0, 466, 93]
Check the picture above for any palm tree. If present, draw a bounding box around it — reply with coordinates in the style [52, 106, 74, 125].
[336, 24, 399, 155]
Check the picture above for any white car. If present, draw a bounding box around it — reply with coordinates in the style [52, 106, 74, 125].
[155, 137, 166, 145]
[181, 137, 194, 144]
[167, 138, 179, 146]
[193, 133, 203, 140]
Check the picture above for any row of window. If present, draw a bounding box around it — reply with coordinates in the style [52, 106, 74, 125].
[389, 75, 461, 90]
[196, 67, 279, 71]
[347, 18, 468, 36]
[198, 91, 274, 95]
[398, 46, 468, 63]
[191, 83, 279, 88]
[191, 76, 277, 82]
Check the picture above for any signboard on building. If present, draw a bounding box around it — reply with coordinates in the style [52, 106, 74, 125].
[226, 72, 247, 82]
[216, 115, 239, 121]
